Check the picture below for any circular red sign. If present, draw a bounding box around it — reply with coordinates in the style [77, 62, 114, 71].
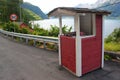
[10, 14, 18, 21]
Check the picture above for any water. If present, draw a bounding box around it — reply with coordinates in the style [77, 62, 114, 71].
[104, 19, 120, 37]
[32, 19, 120, 38]
[32, 17, 74, 30]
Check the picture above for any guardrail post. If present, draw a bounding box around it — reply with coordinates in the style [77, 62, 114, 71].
[26, 39, 28, 44]
[7, 34, 8, 37]
[43, 41, 46, 49]
[20, 37, 22, 42]
[55, 43, 58, 51]
[12, 32, 14, 39]
[33, 40, 36, 46]
[12, 34, 14, 39]
[12, 36, 14, 39]
[5, 33, 8, 37]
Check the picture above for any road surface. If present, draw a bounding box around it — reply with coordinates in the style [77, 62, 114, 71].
[0, 35, 120, 80]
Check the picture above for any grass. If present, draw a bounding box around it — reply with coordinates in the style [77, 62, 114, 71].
[0, 26, 2, 29]
[0, 23, 3, 29]
[104, 42, 120, 52]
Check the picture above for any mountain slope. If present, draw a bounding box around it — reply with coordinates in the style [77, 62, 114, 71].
[96, 0, 120, 18]
[23, 8, 42, 20]
[21, 2, 48, 19]
[76, 0, 120, 19]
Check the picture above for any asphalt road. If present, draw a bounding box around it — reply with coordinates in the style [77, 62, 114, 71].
[0, 35, 120, 80]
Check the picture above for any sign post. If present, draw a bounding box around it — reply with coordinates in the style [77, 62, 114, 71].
[10, 14, 18, 21]
[10, 14, 18, 32]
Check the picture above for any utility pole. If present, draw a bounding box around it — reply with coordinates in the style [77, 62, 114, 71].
[19, 0, 22, 22]
[0, 12, 2, 23]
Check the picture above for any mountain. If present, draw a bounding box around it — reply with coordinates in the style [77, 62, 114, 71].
[95, 0, 120, 18]
[76, 0, 120, 19]
[21, 2, 48, 19]
[23, 8, 42, 20]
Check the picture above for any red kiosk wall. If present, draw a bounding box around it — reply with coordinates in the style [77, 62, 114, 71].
[82, 15, 102, 74]
[60, 36, 76, 73]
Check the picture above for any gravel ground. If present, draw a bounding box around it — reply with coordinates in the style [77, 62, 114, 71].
[0, 35, 120, 80]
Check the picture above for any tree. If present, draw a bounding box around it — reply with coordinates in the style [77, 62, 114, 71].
[0, 0, 23, 22]
[105, 28, 120, 43]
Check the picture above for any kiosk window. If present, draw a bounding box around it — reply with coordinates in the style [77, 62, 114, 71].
[80, 13, 96, 36]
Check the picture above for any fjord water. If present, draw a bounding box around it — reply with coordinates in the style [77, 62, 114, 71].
[33, 18, 120, 38]
[104, 19, 120, 37]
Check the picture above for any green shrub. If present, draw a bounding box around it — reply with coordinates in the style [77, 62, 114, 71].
[3, 22, 19, 32]
[28, 40, 34, 45]
[48, 25, 72, 37]
[32, 24, 72, 37]
[104, 54, 112, 60]
[62, 25, 72, 34]
[19, 28, 30, 34]
[46, 43, 58, 51]
[14, 37, 21, 42]
[35, 41, 43, 47]
[105, 28, 120, 43]
[2, 22, 72, 37]
[49, 25, 59, 37]
[105, 28, 120, 52]
[0, 23, 4, 29]
[32, 24, 49, 36]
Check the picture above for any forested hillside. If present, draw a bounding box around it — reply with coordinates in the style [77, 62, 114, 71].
[0, 0, 23, 22]
[21, 2, 48, 19]
[0, 0, 46, 23]
[96, 0, 120, 19]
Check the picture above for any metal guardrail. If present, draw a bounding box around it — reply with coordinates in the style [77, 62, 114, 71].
[0, 29, 58, 49]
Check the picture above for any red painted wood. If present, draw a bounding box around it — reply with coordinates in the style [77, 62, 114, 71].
[60, 36, 76, 73]
[82, 15, 102, 74]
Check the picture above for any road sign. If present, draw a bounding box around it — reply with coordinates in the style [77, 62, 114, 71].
[10, 14, 18, 21]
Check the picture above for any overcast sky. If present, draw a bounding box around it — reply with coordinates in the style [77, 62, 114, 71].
[24, 0, 98, 13]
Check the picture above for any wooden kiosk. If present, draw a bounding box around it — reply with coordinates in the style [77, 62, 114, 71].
[48, 7, 110, 77]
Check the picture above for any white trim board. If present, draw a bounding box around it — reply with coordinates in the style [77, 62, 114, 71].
[75, 14, 82, 77]
[102, 16, 105, 68]
[58, 16, 62, 65]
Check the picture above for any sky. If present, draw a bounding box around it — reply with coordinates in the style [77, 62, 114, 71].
[24, 0, 98, 13]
